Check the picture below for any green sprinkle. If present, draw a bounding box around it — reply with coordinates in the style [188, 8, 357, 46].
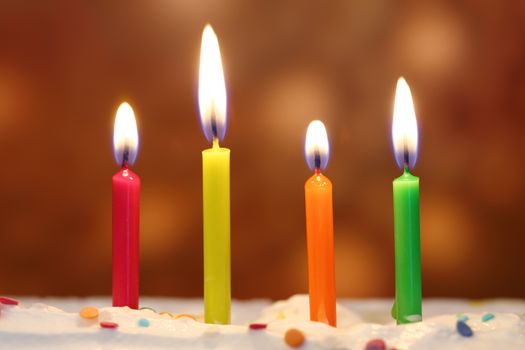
[482, 313, 494, 322]
[138, 318, 150, 327]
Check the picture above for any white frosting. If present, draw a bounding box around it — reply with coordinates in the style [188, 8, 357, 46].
[1, 295, 524, 349]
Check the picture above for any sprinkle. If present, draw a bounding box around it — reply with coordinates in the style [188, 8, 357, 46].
[284, 328, 305, 348]
[277, 311, 286, 320]
[364, 338, 386, 350]
[456, 314, 469, 322]
[139, 306, 157, 313]
[173, 313, 197, 321]
[0, 297, 19, 305]
[100, 321, 119, 329]
[482, 313, 495, 322]
[249, 323, 267, 330]
[138, 318, 150, 327]
[79, 306, 99, 319]
[456, 320, 473, 337]
[468, 299, 485, 306]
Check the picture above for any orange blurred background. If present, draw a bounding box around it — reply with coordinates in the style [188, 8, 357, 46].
[0, 1, 524, 299]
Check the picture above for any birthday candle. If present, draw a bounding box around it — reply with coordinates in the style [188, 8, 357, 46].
[304, 120, 337, 327]
[391, 77, 422, 324]
[198, 24, 231, 324]
[112, 102, 140, 309]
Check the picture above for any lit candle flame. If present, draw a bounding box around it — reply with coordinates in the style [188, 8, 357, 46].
[113, 102, 139, 167]
[198, 24, 227, 144]
[392, 77, 418, 170]
[305, 120, 330, 172]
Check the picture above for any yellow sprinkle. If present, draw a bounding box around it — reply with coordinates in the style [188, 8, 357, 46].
[79, 306, 99, 319]
[277, 311, 285, 320]
[173, 313, 197, 321]
[160, 312, 173, 317]
[468, 299, 485, 306]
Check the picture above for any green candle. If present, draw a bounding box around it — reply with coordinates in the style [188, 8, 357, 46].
[393, 168, 421, 324]
[198, 24, 231, 324]
[391, 77, 422, 324]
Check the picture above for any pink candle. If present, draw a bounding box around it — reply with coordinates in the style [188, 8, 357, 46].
[112, 102, 140, 309]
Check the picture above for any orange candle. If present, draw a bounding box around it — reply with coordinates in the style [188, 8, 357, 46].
[304, 120, 336, 327]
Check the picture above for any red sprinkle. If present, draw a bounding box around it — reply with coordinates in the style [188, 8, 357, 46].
[365, 338, 386, 350]
[249, 323, 268, 330]
[100, 321, 119, 329]
[0, 297, 19, 305]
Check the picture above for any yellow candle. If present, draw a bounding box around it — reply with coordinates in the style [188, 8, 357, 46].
[202, 140, 230, 324]
[198, 24, 231, 324]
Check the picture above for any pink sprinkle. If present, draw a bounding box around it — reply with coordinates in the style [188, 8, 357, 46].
[249, 323, 267, 330]
[0, 297, 19, 305]
[365, 338, 386, 350]
[100, 321, 119, 329]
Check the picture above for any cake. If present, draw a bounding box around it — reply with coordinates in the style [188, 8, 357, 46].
[1, 295, 524, 349]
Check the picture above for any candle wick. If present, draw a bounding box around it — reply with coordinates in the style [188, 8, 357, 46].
[314, 148, 321, 170]
[122, 146, 130, 169]
[210, 110, 218, 140]
[403, 137, 410, 169]
[212, 137, 220, 150]
[403, 150, 409, 169]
